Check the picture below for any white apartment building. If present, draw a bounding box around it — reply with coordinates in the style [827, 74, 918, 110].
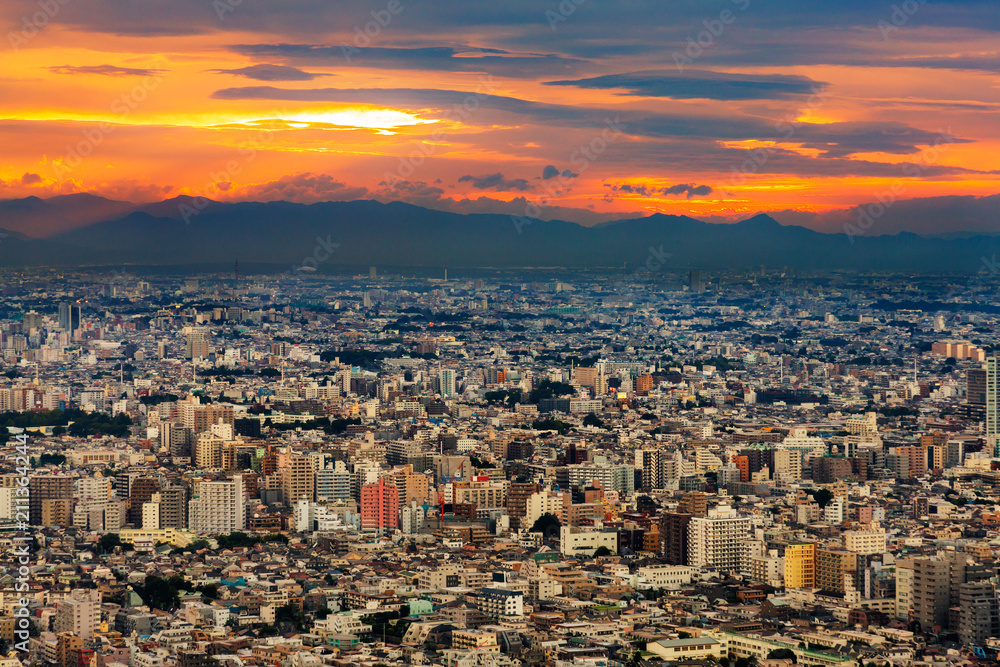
[559, 525, 618, 557]
[687, 505, 752, 573]
[636, 564, 694, 589]
[843, 524, 887, 555]
[188, 475, 245, 534]
[77, 476, 113, 504]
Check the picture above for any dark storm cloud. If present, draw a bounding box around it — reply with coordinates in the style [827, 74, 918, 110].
[210, 64, 328, 81]
[541, 165, 578, 180]
[546, 70, 825, 101]
[458, 173, 532, 191]
[664, 184, 713, 198]
[609, 183, 651, 196]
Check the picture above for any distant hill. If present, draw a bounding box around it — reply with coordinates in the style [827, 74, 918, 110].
[0, 193, 136, 238]
[1, 195, 998, 272]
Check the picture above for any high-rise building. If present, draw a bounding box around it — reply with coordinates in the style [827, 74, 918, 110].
[142, 498, 160, 529]
[360, 477, 399, 535]
[128, 477, 161, 526]
[773, 449, 802, 483]
[689, 270, 704, 293]
[54, 589, 100, 640]
[816, 548, 858, 594]
[29, 475, 73, 526]
[185, 328, 210, 360]
[987, 355, 1000, 455]
[282, 455, 318, 503]
[159, 486, 188, 529]
[678, 491, 708, 517]
[687, 505, 751, 573]
[188, 475, 245, 534]
[506, 482, 541, 530]
[910, 551, 971, 632]
[57, 303, 81, 333]
[784, 543, 816, 589]
[77, 476, 112, 505]
[959, 580, 999, 646]
[637, 448, 663, 491]
[659, 512, 692, 564]
[316, 466, 352, 503]
[23, 310, 42, 330]
[439, 369, 457, 398]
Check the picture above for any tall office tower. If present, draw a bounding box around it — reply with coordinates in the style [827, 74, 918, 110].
[159, 486, 189, 528]
[29, 475, 73, 526]
[784, 542, 817, 589]
[188, 475, 245, 534]
[987, 355, 1000, 455]
[282, 455, 318, 503]
[689, 269, 704, 293]
[659, 512, 693, 564]
[687, 505, 752, 572]
[439, 369, 457, 398]
[360, 477, 399, 535]
[57, 303, 81, 333]
[128, 477, 161, 526]
[54, 589, 100, 640]
[185, 328, 210, 360]
[959, 580, 1000, 646]
[369, 266, 377, 279]
[968, 367, 987, 406]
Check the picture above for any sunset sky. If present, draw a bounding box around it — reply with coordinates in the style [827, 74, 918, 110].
[2, 0, 999, 232]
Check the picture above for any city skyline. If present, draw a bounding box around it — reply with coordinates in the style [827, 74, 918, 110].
[1, 0, 999, 235]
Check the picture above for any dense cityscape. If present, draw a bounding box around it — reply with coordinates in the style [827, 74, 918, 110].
[1, 265, 999, 667]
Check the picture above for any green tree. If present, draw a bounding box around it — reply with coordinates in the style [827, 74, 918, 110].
[96, 533, 130, 554]
[594, 546, 612, 558]
[813, 489, 834, 508]
[530, 513, 561, 535]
